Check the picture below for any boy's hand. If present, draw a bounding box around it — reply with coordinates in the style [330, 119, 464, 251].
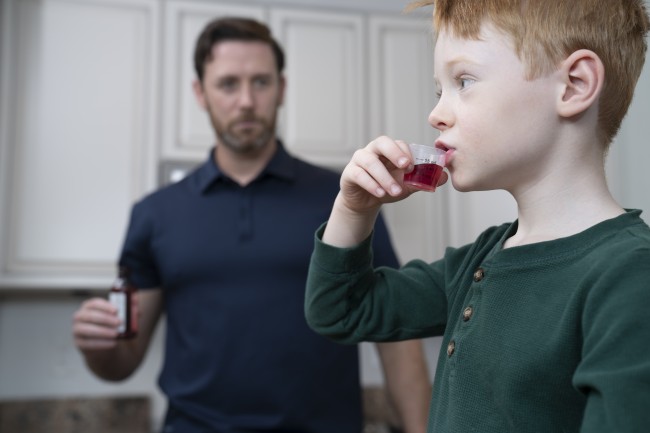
[323, 136, 448, 248]
[339, 136, 447, 213]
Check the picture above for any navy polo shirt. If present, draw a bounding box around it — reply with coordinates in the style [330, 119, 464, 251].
[119, 142, 399, 433]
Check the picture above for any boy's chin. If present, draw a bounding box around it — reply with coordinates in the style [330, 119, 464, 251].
[450, 177, 492, 193]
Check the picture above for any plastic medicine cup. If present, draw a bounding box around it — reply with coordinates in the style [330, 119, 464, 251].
[403, 143, 447, 192]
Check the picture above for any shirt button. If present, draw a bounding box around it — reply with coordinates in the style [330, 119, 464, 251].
[463, 306, 474, 321]
[473, 268, 485, 282]
[447, 340, 456, 357]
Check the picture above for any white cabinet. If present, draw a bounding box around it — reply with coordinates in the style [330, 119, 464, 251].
[0, 0, 160, 289]
[0, 0, 518, 289]
[157, 1, 439, 171]
[270, 8, 365, 168]
[365, 14, 448, 263]
[158, 3, 411, 168]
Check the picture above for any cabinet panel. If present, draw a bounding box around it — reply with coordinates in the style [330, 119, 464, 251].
[0, 0, 159, 288]
[368, 15, 436, 145]
[270, 8, 364, 168]
[161, 0, 266, 160]
[367, 15, 447, 263]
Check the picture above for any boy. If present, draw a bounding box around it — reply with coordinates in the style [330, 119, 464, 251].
[304, 1, 650, 432]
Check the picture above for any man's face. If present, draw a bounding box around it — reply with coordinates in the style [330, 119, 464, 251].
[429, 24, 559, 194]
[194, 40, 285, 155]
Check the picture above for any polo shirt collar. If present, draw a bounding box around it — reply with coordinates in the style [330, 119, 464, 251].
[195, 139, 296, 193]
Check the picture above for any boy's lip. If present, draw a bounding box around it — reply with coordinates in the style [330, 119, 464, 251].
[435, 140, 455, 165]
[434, 139, 451, 152]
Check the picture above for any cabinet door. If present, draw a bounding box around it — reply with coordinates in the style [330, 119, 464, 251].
[160, 0, 266, 160]
[270, 8, 365, 168]
[0, 0, 159, 289]
[367, 14, 448, 263]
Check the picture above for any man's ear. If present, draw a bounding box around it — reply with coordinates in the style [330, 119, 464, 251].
[192, 79, 208, 110]
[277, 74, 286, 107]
[557, 49, 604, 118]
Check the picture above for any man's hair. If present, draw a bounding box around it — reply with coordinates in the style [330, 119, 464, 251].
[407, 0, 650, 146]
[194, 17, 285, 82]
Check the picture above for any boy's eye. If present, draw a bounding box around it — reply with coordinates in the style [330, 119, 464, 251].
[458, 76, 475, 90]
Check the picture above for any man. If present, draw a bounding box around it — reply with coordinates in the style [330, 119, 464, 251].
[72, 17, 431, 433]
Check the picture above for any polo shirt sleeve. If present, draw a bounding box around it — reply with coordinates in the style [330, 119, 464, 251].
[118, 199, 161, 289]
[573, 247, 650, 432]
[371, 211, 400, 268]
[305, 222, 448, 345]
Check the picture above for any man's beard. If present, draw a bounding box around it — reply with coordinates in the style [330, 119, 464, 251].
[209, 109, 277, 155]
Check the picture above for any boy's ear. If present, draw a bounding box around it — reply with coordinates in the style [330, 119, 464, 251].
[557, 49, 604, 118]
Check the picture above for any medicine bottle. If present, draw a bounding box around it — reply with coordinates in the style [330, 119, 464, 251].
[109, 266, 138, 339]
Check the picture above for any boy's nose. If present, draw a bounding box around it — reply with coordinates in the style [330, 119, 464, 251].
[428, 102, 451, 132]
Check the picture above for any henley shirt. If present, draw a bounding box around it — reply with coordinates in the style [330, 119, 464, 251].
[305, 209, 650, 433]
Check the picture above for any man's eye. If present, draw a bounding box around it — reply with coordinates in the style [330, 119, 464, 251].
[218, 80, 238, 91]
[253, 77, 271, 88]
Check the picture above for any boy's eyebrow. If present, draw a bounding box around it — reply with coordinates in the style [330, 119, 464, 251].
[434, 56, 482, 82]
[444, 56, 481, 69]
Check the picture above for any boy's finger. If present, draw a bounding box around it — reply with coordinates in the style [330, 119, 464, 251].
[368, 136, 411, 170]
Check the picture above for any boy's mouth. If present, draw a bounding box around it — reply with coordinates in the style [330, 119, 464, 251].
[434, 140, 450, 152]
[435, 141, 455, 165]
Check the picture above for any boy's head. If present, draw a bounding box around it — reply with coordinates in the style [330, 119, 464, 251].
[408, 0, 649, 146]
[194, 17, 285, 83]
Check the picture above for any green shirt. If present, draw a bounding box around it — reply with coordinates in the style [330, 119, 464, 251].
[305, 209, 650, 433]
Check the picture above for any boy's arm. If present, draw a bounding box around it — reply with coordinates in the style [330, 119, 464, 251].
[305, 135, 449, 342]
[376, 340, 431, 433]
[574, 256, 650, 432]
[305, 225, 448, 344]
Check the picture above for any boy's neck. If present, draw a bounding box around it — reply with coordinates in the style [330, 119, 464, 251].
[503, 157, 624, 249]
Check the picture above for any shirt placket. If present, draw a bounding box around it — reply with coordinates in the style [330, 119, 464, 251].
[446, 265, 486, 377]
[238, 188, 254, 242]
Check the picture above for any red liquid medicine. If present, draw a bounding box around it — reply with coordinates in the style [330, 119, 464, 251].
[109, 266, 138, 339]
[403, 162, 444, 192]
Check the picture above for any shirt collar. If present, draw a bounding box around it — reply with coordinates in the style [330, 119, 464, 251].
[195, 139, 297, 194]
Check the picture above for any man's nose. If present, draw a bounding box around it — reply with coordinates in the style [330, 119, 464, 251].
[237, 84, 254, 108]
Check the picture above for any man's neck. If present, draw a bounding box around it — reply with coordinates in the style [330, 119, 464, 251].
[214, 139, 278, 186]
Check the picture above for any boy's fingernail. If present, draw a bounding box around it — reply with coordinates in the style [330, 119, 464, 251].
[391, 184, 402, 195]
[398, 157, 409, 167]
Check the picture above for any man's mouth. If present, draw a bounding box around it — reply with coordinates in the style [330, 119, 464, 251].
[235, 118, 258, 127]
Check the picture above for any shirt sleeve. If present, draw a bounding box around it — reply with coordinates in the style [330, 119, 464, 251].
[573, 247, 650, 433]
[304, 222, 448, 345]
[118, 199, 161, 289]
